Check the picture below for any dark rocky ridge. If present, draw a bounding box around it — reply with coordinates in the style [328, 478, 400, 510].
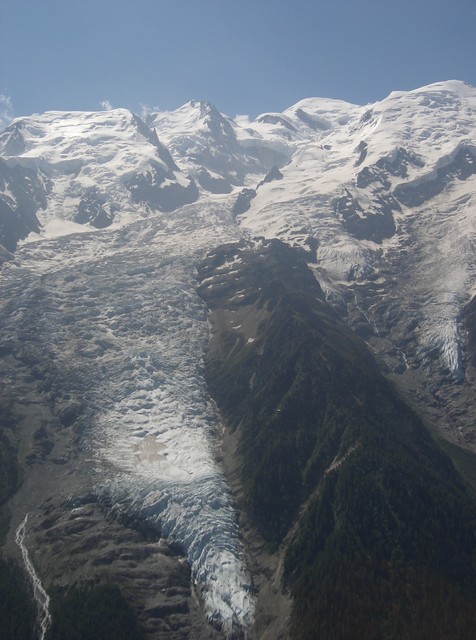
[255, 114, 297, 132]
[0, 159, 50, 252]
[124, 162, 199, 212]
[334, 189, 398, 244]
[232, 188, 257, 218]
[331, 146, 426, 245]
[198, 239, 476, 640]
[196, 168, 232, 194]
[76, 187, 117, 228]
[332, 146, 476, 248]
[0, 120, 28, 157]
[126, 114, 201, 212]
[257, 166, 283, 188]
[295, 108, 331, 131]
[232, 167, 284, 219]
[394, 146, 476, 207]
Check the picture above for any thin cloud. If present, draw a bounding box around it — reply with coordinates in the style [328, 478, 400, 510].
[234, 114, 252, 126]
[139, 103, 160, 121]
[100, 99, 114, 111]
[0, 94, 14, 130]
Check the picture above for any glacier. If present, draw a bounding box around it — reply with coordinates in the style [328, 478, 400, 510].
[2, 202, 255, 636]
[2, 80, 476, 635]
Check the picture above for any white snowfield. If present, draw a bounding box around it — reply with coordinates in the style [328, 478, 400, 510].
[1, 80, 476, 634]
[0, 108, 196, 233]
[236, 80, 476, 379]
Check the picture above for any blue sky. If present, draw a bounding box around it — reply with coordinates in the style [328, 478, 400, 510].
[1, 0, 475, 123]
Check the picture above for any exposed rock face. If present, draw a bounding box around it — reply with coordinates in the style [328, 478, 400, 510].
[294, 107, 331, 131]
[356, 147, 425, 188]
[255, 114, 298, 131]
[17, 494, 218, 640]
[354, 140, 368, 166]
[257, 166, 283, 188]
[0, 159, 50, 252]
[0, 120, 27, 156]
[124, 161, 199, 212]
[334, 189, 398, 243]
[76, 188, 116, 228]
[395, 147, 476, 207]
[232, 188, 257, 218]
[196, 168, 232, 194]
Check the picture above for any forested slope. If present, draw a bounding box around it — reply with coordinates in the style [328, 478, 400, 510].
[198, 239, 476, 640]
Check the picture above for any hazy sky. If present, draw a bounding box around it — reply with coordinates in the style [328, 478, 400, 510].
[1, 0, 475, 122]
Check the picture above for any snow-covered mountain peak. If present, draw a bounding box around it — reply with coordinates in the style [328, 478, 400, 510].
[283, 96, 361, 130]
[148, 99, 293, 193]
[386, 79, 475, 102]
[242, 81, 476, 210]
[148, 99, 236, 144]
[0, 108, 199, 237]
[189, 98, 226, 120]
[365, 80, 476, 154]
[239, 80, 476, 385]
[1, 108, 165, 170]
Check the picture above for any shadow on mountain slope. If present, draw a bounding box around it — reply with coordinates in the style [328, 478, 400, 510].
[198, 238, 476, 640]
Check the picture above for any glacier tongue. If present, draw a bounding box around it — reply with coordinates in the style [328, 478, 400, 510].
[7, 201, 255, 636]
[90, 246, 255, 635]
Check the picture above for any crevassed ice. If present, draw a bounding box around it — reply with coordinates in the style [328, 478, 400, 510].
[10, 206, 254, 636]
[91, 251, 254, 634]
